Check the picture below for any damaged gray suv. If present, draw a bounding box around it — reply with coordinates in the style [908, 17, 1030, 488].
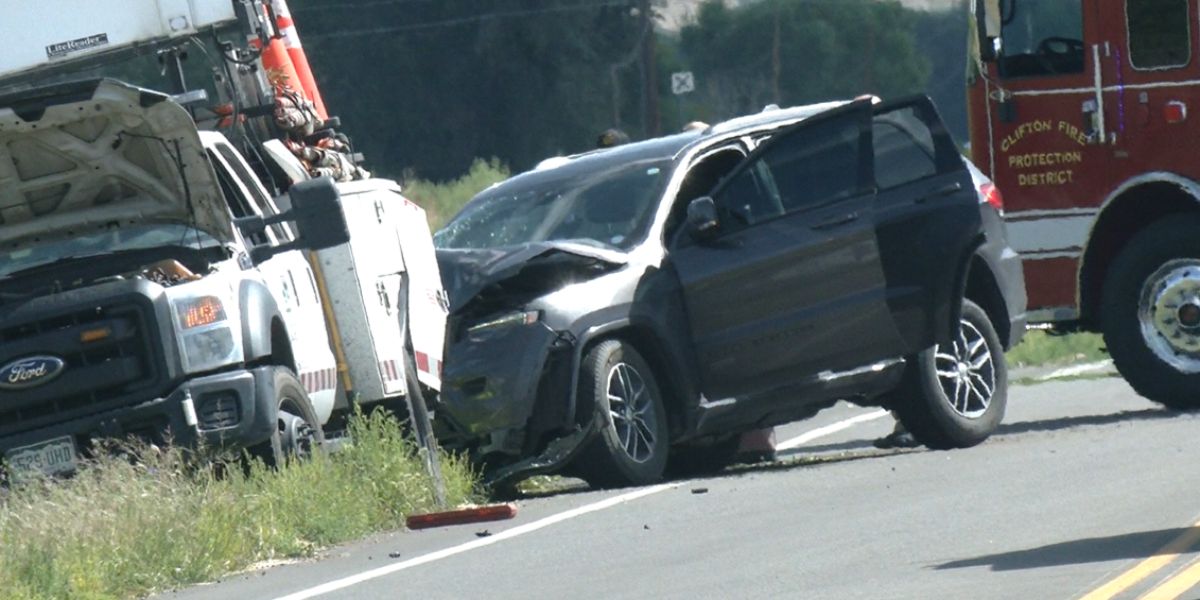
[433, 96, 1026, 488]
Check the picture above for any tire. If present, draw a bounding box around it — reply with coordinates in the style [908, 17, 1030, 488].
[249, 368, 325, 468]
[665, 435, 740, 479]
[572, 340, 669, 488]
[891, 299, 1008, 449]
[1101, 216, 1200, 409]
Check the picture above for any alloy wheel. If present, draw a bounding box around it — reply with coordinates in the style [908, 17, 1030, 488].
[606, 362, 658, 463]
[934, 317, 996, 419]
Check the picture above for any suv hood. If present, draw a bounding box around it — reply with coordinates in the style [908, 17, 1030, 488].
[437, 241, 628, 313]
[0, 79, 233, 251]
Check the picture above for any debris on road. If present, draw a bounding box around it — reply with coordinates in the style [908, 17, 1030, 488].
[405, 504, 518, 531]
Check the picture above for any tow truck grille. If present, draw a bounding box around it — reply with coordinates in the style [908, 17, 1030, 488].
[0, 299, 163, 437]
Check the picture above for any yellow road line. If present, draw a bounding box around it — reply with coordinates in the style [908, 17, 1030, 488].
[1139, 554, 1200, 600]
[1080, 521, 1200, 600]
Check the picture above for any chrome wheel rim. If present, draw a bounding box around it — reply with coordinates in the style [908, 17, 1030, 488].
[934, 317, 996, 419]
[606, 362, 658, 463]
[1138, 259, 1200, 373]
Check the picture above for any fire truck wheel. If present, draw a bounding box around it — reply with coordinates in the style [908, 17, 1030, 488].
[891, 299, 1008, 449]
[1102, 216, 1200, 409]
[250, 368, 326, 468]
[573, 340, 669, 488]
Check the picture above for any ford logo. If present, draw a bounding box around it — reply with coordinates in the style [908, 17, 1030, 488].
[0, 356, 66, 390]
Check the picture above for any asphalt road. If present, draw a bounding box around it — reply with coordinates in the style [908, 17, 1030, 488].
[161, 376, 1200, 600]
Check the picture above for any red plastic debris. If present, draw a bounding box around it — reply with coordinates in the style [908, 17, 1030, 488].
[405, 504, 518, 530]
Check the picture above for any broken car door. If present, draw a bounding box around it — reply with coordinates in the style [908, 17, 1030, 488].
[670, 101, 906, 400]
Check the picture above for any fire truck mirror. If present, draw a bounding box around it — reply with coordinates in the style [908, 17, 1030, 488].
[974, 0, 1002, 61]
[999, 96, 1016, 124]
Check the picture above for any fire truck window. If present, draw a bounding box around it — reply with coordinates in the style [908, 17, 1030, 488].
[1127, 0, 1190, 70]
[999, 0, 1084, 78]
[873, 113, 937, 190]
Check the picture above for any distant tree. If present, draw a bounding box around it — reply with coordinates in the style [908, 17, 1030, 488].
[677, 0, 931, 122]
[291, 0, 646, 181]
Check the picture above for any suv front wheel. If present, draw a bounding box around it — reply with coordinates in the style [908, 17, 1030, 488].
[891, 299, 1008, 449]
[573, 340, 670, 488]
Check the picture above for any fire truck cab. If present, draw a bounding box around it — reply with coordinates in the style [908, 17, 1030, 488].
[968, 0, 1200, 407]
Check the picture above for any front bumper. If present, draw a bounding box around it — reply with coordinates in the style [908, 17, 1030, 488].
[0, 368, 277, 460]
[437, 321, 589, 483]
[438, 321, 560, 443]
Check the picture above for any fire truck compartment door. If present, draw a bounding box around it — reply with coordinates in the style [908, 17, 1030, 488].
[871, 96, 982, 352]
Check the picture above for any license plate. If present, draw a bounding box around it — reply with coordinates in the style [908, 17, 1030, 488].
[5, 436, 77, 478]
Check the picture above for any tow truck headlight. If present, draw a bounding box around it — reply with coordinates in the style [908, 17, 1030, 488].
[169, 290, 244, 374]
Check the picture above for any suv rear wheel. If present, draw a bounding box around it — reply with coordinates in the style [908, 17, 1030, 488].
[573, 340, 669, 488]
[891, 299, 1007, 449]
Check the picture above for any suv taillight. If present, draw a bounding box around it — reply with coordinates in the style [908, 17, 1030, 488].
[980, 182, 1004, 213]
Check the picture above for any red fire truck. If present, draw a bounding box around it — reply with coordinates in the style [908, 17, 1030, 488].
[967, 0, 1200, 407]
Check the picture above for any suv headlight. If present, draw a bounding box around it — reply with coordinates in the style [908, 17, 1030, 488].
[467, 310, 541, 335]
[168, 286, 244, 374]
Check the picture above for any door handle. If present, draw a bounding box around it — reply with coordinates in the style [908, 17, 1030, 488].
[813, 212, 859, 230]
[917, 182, 963, 203]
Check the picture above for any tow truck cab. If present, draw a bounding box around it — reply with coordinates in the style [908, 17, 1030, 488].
[0, 79, 446, 476]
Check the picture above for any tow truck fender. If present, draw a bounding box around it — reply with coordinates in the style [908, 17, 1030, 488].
[238, 278, 288, 367]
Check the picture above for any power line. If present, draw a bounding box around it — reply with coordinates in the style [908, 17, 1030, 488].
[293, 0, 438, 14]
[306, 1, 634, 39]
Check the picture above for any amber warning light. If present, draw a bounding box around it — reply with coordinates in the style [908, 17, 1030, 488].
[178, 297, 226, 329]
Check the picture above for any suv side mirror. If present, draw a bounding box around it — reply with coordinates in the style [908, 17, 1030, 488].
[235, 177, 350, 263]
[686, 196, 720, 241]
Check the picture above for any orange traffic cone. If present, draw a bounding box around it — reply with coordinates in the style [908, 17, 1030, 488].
[270, 0, 328, 121]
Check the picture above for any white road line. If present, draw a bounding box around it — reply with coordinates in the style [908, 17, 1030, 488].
[271, 483, 681, 600]
[1036, 359, 1114, 382]
[776, 409, 890, 451]
[272, 411, 891, 599]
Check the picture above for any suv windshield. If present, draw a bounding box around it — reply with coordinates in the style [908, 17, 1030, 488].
[435, 158, 672, 251]
[0, 225, 220, 279]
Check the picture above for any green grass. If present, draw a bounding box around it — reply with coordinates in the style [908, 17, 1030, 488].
[404, 158, 511, 230]
[0, 410, 480, 600]
[1005, 330, 1109, 369]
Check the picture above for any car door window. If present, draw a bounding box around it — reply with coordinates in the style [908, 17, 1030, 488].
[765, 115, 863, 213]
[705, 110, 867, 234]
[207, 150, 269, 247]
[667, 146, 747, 239]
[712, 161, 782, 230]
[873, 109, 938, 190]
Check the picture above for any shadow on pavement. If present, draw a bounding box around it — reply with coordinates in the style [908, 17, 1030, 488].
[935, 527, 1197, 571]
[783, 408, 1184, 458]
[511, 409, 1189, 501]
[991, 408, 1183, 437]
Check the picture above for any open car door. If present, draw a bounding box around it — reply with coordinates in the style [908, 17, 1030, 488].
[669, 100, 908, 400]
[871, 96, 982, 353]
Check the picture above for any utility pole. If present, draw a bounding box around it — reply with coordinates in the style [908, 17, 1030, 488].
[772, 0, 782, 105]
[639, 0, 660, 137]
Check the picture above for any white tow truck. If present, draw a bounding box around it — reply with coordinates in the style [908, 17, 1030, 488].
[0, 1, 447, 474]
